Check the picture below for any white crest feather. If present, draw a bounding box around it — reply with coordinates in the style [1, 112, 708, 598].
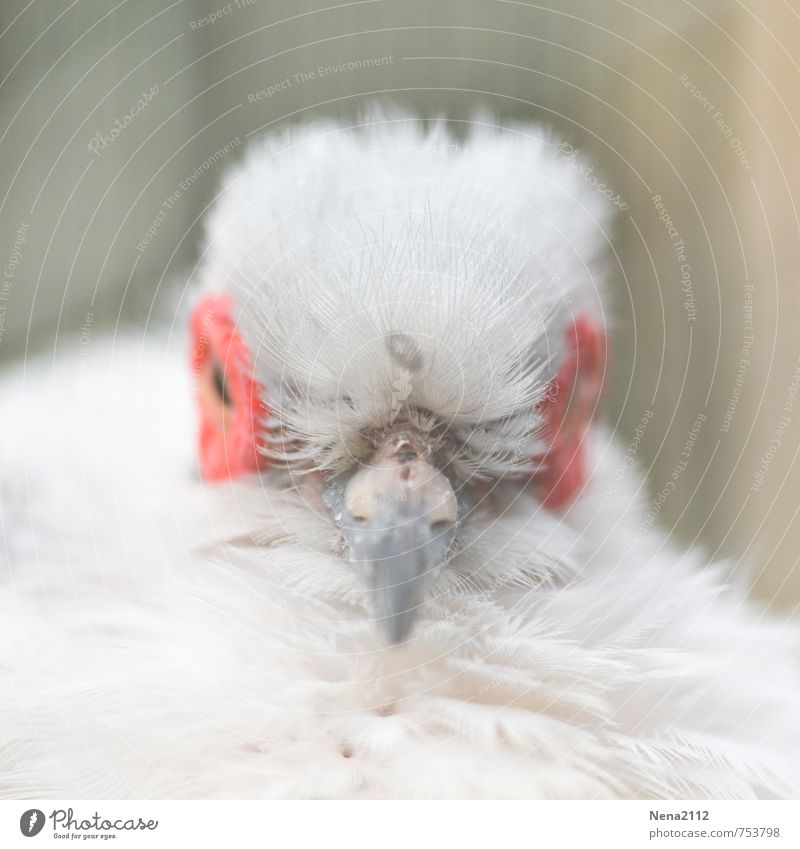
[201, 114, 610, 475]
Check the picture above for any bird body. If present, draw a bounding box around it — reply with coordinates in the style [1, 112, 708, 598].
[1, 115, 799, 799]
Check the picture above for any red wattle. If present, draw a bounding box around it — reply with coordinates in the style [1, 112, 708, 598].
[533, 315, 605, 508]
[190, 293, 268, 481]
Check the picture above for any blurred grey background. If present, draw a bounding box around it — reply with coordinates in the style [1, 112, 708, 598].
[1, 0, 799, 606]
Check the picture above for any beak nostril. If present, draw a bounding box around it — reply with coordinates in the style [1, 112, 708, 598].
[430, 518, 455, 534]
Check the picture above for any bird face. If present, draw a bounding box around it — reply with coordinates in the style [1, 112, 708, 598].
[191, 121, 609, 643]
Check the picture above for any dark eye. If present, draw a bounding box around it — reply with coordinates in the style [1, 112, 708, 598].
[212, 360, 233, 407]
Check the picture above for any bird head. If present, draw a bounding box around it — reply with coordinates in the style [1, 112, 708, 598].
[190, 118, 608, 643]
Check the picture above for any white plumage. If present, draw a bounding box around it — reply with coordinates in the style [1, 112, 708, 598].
[1, 114, 799, 799]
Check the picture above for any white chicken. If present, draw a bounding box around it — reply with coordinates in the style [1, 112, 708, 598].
[1, 113, 799, 799]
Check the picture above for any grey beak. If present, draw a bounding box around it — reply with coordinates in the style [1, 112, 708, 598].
[335, 432, 458, 643]
[356, 541, 436, 644]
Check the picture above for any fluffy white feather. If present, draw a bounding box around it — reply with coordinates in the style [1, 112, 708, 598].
[205, 116, 608, 476]
[1, 115, 799, 799]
